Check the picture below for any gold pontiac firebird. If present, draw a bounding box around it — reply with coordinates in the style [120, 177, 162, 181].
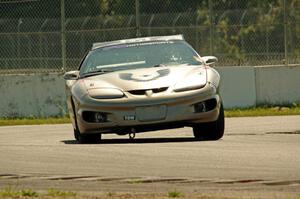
[64, 35, 224, 143]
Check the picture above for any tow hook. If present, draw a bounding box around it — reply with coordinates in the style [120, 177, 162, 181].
[129, 128, 136, 139]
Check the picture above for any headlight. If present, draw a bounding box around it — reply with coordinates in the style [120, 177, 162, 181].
[88, 88, 124, 99]
[173, 72, 207, 92]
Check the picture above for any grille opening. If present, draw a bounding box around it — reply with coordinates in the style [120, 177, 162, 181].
[128, 87, 168, 95]
[194, 98, 217, 113]
[152, 87, 168, 93]
[128, 90, 146, 95]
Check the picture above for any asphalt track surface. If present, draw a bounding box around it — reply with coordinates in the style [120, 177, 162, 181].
[0, 116, 300, 198]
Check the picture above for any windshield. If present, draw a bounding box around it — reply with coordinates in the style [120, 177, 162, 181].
[80, 40, 202, 75]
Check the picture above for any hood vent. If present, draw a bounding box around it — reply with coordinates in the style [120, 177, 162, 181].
[128, 87, 168, 96]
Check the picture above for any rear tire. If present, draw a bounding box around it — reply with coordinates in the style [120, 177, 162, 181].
[74, 128, 102, 144]
[193, 103, 225, 141]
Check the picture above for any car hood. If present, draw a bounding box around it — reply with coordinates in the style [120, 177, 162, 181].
[82, 65, 207, 91]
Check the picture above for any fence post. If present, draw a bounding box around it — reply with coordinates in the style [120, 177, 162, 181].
[17, 18, 22, 69]
[209, 0, 214, 55]
[135, 0, 141, 37]
[283, 0, 288, 65]
[61, 0, 67, 72]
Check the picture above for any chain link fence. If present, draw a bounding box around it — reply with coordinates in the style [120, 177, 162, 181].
[0, 0, 300, 74]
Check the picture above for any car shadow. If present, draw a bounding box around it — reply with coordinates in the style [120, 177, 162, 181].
[61, 137, 205, 145]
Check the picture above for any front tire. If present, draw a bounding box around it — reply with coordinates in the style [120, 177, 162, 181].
[74, 128, 102, 144]
[71, 97, 102, 144]
[193, 103, 225, 140]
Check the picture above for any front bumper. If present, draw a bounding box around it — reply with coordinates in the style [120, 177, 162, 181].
[73, 83, 221, 134]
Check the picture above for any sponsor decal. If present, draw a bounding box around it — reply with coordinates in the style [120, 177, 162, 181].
[102, 41, 173, 51]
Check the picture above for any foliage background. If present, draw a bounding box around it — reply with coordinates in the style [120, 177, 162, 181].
[0, 0, 299, 72]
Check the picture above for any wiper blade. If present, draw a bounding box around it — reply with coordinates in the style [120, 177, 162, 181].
[81, 69, 113, 78]
[152, 62, 190, 67]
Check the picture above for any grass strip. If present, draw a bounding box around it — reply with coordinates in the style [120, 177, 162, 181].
[168, 190, 184, 198]
[225, 105, 300, 117]
[0, 117, 70, 126]
[0, 187, 299, 199]
[0, 105, 300, 126]
[0, 187, 39, 197]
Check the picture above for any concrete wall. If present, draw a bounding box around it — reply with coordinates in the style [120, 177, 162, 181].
[255, 65, 300, 105]
[216, 66, 256, 108]
[0, 65, 300, 117]
[0, 74, 66, 118]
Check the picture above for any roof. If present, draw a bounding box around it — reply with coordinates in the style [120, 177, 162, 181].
[91, 35, 184, 50]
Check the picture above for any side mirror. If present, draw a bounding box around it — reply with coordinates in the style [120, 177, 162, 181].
[202, 56, 218, 66]
[63, 71, 79, 80]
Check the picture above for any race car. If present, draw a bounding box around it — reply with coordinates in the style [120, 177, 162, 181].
[64, 35, 224, 143]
